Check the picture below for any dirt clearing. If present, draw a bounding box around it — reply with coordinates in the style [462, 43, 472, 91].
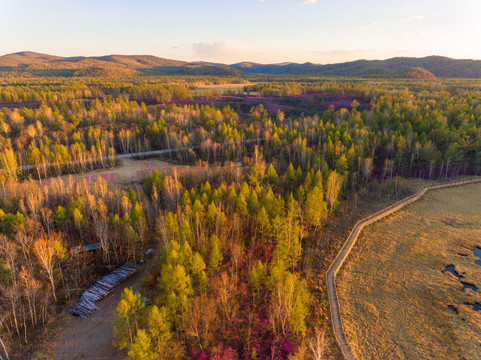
[337, 182, 481, 360]
[39, 158, 181, 186]
[51, 262, 148, 360]
[72, 158, 180, 184]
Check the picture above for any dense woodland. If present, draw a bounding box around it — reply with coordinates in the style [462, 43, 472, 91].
[117, 155, 342, 359]
[2, 78, 481, 182]
[1, 76, 481, 359]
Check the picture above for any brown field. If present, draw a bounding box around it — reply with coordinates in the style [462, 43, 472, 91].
[196, 83, 249, 89]
[337, 182, 481, 360]
[195, 81, 265, 95]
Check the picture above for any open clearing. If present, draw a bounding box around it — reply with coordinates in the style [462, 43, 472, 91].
[38, 158, 181, 186]
[337, 182, 481, 360]
[50, 255, 162, 360]
[51, 263, 147, 360]
[73, 158, 180, 183]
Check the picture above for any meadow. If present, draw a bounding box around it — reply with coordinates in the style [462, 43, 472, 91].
[337, 182, 481, 360]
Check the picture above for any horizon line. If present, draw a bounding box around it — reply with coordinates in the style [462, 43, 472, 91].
[2, 51, 480, 66]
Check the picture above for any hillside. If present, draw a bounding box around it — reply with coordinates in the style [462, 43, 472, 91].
[92, 55, 186, 68]
[1, 52, 481, 78]
[0, 52, 232, 77]
[231, 56, 481, 78]
[395, 67, 437, 80]
[0, 51, 62, 67]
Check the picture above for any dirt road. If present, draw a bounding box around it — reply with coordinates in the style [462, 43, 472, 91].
[52, 262, 148, 360]
[39, 159, 174, 359]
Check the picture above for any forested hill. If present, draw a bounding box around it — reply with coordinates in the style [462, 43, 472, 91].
[2, 52, 481, 78]
[0, 51, 242, 77]
[231, 56, 481, 78]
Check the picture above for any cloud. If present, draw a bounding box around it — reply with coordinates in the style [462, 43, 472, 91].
[297, 0, 318, 4]
[192, 42, 264, 62]
[372, 19, 393, 26]
[403, 29, 438, 37]
[402, 14, 426, 20]
[372, 12, 426, 26]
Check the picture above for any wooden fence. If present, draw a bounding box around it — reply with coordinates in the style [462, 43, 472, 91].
[326, 177, 481, 360]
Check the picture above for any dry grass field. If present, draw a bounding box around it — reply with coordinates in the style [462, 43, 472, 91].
[337, 182, 481, 360]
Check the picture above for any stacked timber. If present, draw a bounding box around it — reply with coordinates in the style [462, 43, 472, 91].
[69, 264, 136, 318]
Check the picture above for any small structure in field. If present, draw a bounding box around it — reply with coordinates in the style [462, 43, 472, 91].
[144, 248, 154, 257]
[73, 242, 102, 253]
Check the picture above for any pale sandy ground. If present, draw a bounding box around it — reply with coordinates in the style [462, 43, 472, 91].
[337, 182, 481, 360]
[38, 158, 181, 186]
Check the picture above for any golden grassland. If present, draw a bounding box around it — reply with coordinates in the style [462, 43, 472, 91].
[337, 182, 481, 360]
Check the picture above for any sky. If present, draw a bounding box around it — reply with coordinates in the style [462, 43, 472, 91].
[0, 0, 480, 64]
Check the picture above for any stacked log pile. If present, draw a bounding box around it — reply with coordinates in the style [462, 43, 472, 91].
[69, 265, 136, 318]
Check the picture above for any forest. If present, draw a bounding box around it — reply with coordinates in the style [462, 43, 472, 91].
[1, 75, 481, 359]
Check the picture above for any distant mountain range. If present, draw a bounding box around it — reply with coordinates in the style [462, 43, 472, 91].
[2, 51, 481, 79]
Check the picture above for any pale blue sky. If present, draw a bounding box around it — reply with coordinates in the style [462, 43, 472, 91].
[1, 0, 480, 64]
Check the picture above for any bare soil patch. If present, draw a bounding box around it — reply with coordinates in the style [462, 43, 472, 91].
[74, 158, 180, 184]
[337, 182, 481, 360]
[51, 262, 149, 360]
[39, 158, 180, 186]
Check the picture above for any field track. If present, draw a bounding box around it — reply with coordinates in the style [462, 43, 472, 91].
[326, 177, 481, 360]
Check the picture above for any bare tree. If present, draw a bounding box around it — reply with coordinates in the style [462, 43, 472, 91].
[33, 231, 63, 302]
[20, 267, 42, 327]
[1, 284, 21, 338]
[40, 207, 53, 235]
[93, 213, 110, 264]
[26, 190, 43, 222]
[309, 327, 329, 360]
[164, 172, 182, 210]
[269, 283, 291, 337]
[0, 236, 18, 284]
[362, 157, 374, 181]
[383, 158, 394, 179]
[213, 271, 237, 325]
[184, 294, 218, 352]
